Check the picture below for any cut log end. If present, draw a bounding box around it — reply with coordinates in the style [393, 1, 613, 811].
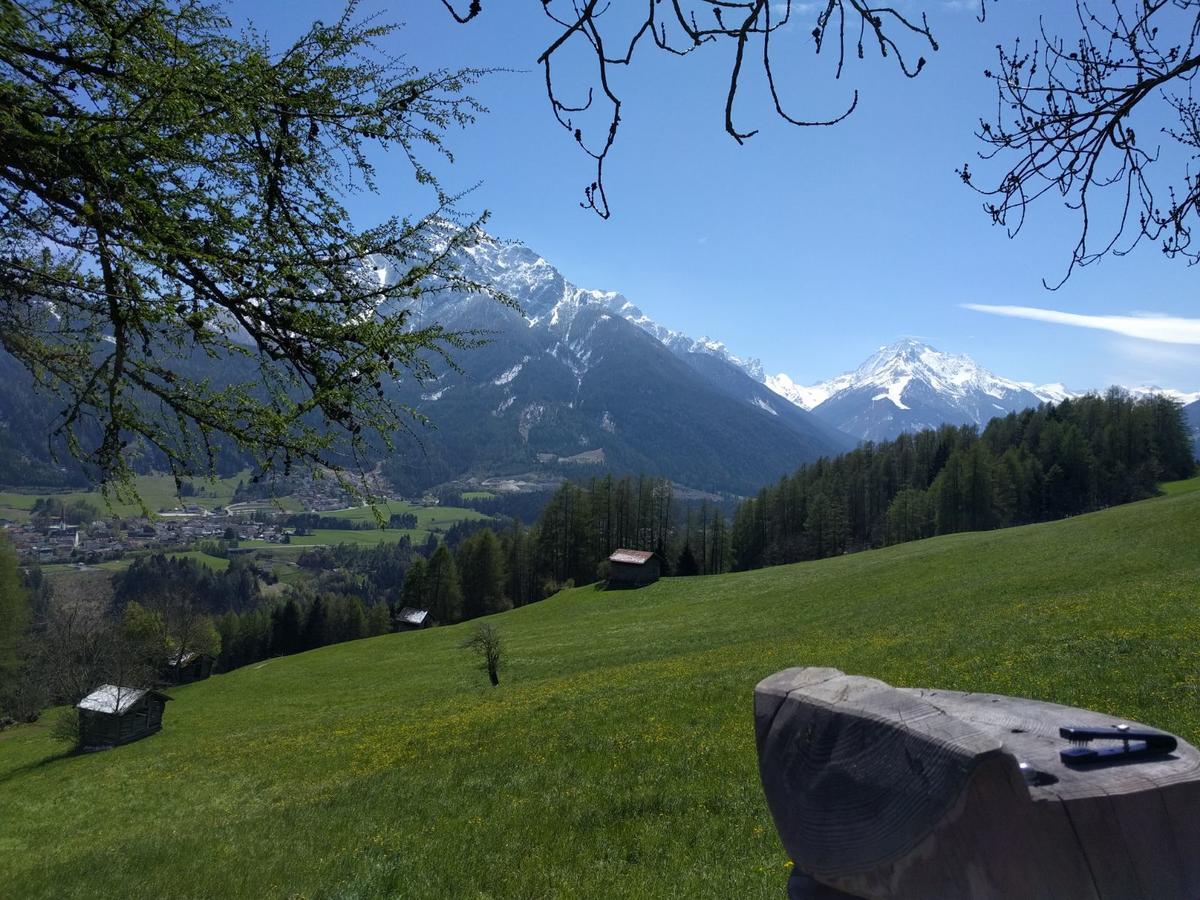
[756, 667, 1200, 900]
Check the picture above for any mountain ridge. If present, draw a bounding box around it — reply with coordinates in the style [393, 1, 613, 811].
[361, 235, 853, 494]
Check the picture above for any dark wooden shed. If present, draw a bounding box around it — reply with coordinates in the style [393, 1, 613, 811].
[606, 549, 661, 587]
[396, 607, 431, 630]
[165, 651, 216, 684]
[77, 684, 172, 751]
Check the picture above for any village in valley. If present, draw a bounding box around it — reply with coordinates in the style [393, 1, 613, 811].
[0, 472, 445, 568]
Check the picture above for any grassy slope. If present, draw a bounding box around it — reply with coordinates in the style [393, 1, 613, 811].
[1, 480, 1198, 899]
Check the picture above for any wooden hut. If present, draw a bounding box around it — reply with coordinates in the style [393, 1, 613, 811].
[164, 650, 216, 684]
[396, 607, 431, 631]
[606, 549, 661, 587]
[77, 684, 172, 751]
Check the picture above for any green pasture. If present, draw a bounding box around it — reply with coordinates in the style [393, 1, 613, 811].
[321, 501, 489, 530]
[0, 473, 246, 522]
[1, 478, 1198, 898]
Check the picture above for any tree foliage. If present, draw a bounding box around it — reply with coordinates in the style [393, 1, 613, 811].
[461, 621, 502, 686]
[0, 0, 499, 500]
[425, 543, 463, 624]
[457, 527, 509, 619]
[730, 391, 1195, 571]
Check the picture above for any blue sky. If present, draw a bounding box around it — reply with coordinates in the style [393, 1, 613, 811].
[234, 0, 1197, 391]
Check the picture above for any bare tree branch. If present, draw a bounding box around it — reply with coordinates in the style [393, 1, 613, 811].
[961, 0, 1200, 286]
[444, 0, 938, 217]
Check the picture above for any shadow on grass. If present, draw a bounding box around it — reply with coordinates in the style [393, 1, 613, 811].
[0, 746, 78, 786]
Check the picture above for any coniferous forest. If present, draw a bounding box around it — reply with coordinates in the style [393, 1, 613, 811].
[728, 391, 1195, 570]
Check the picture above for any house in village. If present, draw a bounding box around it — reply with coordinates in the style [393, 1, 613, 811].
[396, 607, 431, 631]
[77, 685, 173, 751]
[606, 549, 662, 588]
[164, 651, 216, 684]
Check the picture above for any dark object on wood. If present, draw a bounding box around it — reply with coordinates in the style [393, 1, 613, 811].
[164, 651, 216, 684]
[77, 685, 172, 751]
[1060, 724, 1178, 764]
[755, 667, 1200, 899]
[606, 549, 660, 588]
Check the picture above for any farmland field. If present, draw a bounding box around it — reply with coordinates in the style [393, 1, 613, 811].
[0, 473, 246, 522]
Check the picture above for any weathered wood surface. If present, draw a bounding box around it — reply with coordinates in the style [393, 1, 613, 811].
[755, 667, 1200, 899]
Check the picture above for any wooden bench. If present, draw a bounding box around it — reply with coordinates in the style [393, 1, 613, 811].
[755, 667, 1200, 899]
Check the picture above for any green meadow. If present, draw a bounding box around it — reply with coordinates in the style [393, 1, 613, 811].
[1, 479, 1197, 898]
[0, 473, 247, 522]
[321, 501, 491, 530]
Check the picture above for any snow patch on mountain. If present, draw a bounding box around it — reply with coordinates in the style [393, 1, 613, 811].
[1120, 386, 1200, 405]
[1018, 381, 1075, 403]
[752, 395, 779, 416]
[872, 375, 912, 410]
[493, 357, 530, 386]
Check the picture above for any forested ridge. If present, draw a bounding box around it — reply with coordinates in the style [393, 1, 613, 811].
[729, 391, 1195, 571]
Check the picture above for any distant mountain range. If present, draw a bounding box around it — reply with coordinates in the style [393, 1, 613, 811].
[431, 240, 1194, 447]
[755, 341, 1199, 443]
[362, 237, 852, 495]
[2, 227, 1195, 492]
[758, 339, 1054, 442]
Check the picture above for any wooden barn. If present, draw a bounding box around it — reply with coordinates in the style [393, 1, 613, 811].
[396, 607, 431, 631]
[606, 549, 661, 587]
[77, 685, 172, 751]
[164, 650, 216, 684]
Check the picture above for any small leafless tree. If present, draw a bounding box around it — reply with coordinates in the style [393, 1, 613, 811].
[28, 584, 159, 708]
[461, 622, 504, 686]
[443, 1, 938, 217]
[962, 0, 1200, 285]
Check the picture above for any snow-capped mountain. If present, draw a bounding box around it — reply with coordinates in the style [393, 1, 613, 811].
[760, 339, 1053, 442]
[366, 234, 851, 494]
[758, 338, 1200, 443]
[1116, 386, 1200, 406]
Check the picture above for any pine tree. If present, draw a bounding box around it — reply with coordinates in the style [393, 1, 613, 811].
[271, 600, 303, 657]
[676, 544, 699, 577]
[366, 603, 392, 637]
[401, 557, 428, 611]
[301, 596, 328, 650]
[458, 529, 508, 619]
[426, 545, 464, 624]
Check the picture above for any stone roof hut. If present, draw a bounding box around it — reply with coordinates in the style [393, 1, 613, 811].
[165, 651, 216, 684]
[396, 607, 431, 630]
[77, 684, 172, 751]
[606, 549, 661, 587]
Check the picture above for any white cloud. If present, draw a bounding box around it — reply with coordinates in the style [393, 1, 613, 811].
[962, 304, 1200, 345]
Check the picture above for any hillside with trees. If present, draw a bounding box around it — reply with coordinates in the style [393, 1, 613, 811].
[730, 392, 1195, 571]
